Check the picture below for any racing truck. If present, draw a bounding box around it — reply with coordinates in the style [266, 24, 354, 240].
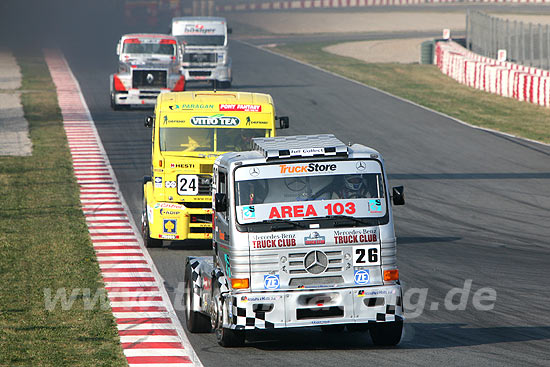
[171, 17, 232, 88]
[141, 91, 289, 247]
[184, 134, 406, 347]
[110, 33, 185, 110]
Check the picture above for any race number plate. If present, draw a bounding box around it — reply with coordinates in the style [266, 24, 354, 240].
[177, 175, 199, 195]
[352, 244, 381, 266]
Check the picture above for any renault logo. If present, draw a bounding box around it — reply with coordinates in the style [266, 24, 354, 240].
[146, 73, 155, 84]
[304, 250, 328, 274]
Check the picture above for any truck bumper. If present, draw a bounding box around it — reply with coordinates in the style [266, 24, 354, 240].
[226, 284, 403, 330]
[115, 89, 170, 107]
[182, 65, 231, 82]
[146, 201, 213, 241]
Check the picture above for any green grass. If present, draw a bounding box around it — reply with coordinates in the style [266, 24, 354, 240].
[0, 51, 127, 366]
[273, 42, 550, 144]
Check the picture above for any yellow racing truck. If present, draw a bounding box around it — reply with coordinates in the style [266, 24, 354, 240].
[142, 91, 289, 247]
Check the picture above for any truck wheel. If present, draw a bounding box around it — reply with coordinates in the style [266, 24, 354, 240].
[111, 92, 122, 111]
[369, 319, 403, 346]
[141, 180, 163, 248]
[216, 327, 245, 348]
[184, 266, 211, 333]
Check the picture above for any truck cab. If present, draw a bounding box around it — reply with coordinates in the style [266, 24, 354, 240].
[185, 134, 406, 347]
[141, 91, 289, 247]
[110, 33, 185, 110]
[171, 17, 232, 88]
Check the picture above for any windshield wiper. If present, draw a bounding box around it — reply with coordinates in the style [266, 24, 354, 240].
[259, 219, 307, 229]
[318, 215, 369, 226]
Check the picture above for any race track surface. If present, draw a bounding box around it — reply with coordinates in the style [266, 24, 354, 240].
[8, 2, 550, 365]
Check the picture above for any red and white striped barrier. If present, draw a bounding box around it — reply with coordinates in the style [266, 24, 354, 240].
[43, 49, 202, 367]
[218, 0, 550, 12]
[436, 41, 550, 107]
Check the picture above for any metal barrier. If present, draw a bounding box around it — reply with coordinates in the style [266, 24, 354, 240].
[467, 10, 550, 69]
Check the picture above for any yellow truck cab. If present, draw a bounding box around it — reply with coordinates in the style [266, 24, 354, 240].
[142, 91, 289, 247]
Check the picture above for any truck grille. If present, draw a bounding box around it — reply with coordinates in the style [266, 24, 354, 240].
[183, 53, 216, 63]
[289, 276, 344, 287]
[189, 71, 211, 77]
[287, 250, 343, 275]
[198, 175, 212, 195]
[132, 70, 167, 88]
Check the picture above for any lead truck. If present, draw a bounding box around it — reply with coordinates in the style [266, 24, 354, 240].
[171, 17, 232, 88]
[185, 134, 406, 347]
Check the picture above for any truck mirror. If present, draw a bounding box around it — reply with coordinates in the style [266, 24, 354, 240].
[277, 116, 289, 129]
[215, 193, 227, 212]
[116, 42, 121, 56]
[145, 115, 154, 128]
[392, 186, 405, 205]
[227, 28, 232, 34]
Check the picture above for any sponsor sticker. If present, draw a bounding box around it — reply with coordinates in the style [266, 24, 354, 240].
[169, 104, 214, 110]
[354, 270, 370, 285]
[190, 115, 239, 126]
[163, 219, 177, 234]
[165, 180, 176, 188]
[368, 199, 383, 214]
[154, 176, 162, 188]
[289, 148, 325, 156]
[279, 163, 337, 174]
[242, 206, 256, 220]
[251, 233, 297, 249]
[154, 203, 185, 209]
[160, 209, 180, 216]
[304, 232, 325, 245]
[170, 163, 195, 169]
[219, 104, 261, 112]
[264, 274, 280, 290]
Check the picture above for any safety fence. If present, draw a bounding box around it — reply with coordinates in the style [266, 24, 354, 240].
[467, 10, 550, 69]
[436, 40, 550, 107]
[217, 0, 550, 12]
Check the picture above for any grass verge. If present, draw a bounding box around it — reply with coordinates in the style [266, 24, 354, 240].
[0, 51, 127, 366]
[273, 42, 550, 144]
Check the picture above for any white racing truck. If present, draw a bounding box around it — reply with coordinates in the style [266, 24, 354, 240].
[110, 33, 186, 110]
[184, 134, 406, 347]
[171, 17, 232, 88]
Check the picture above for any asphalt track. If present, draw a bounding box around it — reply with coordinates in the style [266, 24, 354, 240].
[7, 1, 550, 365]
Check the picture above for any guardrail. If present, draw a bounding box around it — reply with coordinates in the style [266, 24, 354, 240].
[467, 10, 550, 70]
[436, 40, 550, 107]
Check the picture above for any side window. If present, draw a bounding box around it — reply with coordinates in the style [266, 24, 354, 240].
[218, 171, 229, 218]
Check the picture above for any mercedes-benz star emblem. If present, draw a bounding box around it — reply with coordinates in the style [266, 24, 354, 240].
[146, 73, 155, 84]
[249, 167, 260, 176]
[356, 161, 367, 171]
[304, 250, 328, 274]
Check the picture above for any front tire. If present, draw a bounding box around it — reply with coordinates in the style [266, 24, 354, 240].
[184, 265, 211, 333]
[212, 282, 245, 347]
[141, 179, 163, 248]
[111, 91, 122, 111]
[369, 319, 403, 346]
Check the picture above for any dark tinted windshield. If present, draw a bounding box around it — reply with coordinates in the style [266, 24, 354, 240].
[123, 43, 175, 55]
[176, 35, 225, 46]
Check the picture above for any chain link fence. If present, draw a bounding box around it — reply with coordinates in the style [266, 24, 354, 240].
[466, 10, 550, 69]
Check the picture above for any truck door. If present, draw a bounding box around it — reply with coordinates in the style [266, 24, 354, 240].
[215, 169, 231, 271]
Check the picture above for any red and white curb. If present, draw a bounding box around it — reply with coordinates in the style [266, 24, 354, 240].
[43, 49, 203, 367]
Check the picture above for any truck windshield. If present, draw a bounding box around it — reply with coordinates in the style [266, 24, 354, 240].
[159, 127, 270, 152]
[234, 161, 387, 224]
[123, 43, 175, 55]
[176, 35, 225, 46]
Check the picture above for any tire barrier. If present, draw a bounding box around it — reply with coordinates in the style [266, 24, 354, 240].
[436, 41, 550, 107]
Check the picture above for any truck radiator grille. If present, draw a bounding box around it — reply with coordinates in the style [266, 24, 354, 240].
[189, 71, 211, 77]
[182, 201, 211, 209]
[190, 227, 212, 234]
[132, 70, 167, 88]
[296, 306, 344, 320]
[198, 174, 212, 195]
[183, 53, 216, 63]
[289, 276, 344, 287]
[288, 250, 343, 275]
